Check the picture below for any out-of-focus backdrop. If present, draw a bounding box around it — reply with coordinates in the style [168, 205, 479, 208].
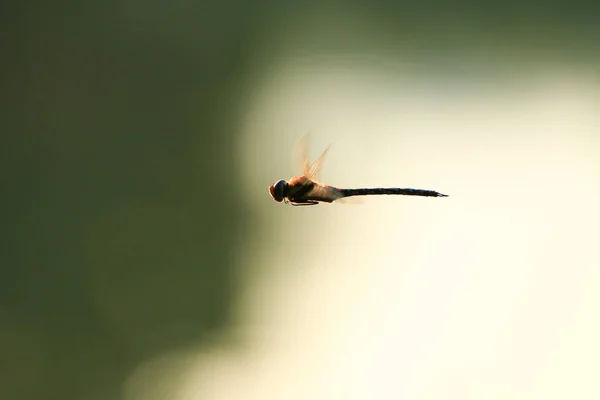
[2, 2, 599, 400]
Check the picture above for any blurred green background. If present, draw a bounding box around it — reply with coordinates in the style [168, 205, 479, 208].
[2, 1, 599, 400]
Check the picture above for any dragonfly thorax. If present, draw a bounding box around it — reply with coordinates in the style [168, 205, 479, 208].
[269, 179, 288, 202]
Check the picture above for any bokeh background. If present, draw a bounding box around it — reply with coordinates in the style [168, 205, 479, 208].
[2, 2, 599, 400]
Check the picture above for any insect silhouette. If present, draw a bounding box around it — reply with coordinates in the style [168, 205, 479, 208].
[269, 138, 448, 206]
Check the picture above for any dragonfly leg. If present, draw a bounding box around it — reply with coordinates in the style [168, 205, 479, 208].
[291, 200, 319, 206]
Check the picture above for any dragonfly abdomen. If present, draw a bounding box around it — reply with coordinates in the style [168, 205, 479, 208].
[339, 187, 448, 198]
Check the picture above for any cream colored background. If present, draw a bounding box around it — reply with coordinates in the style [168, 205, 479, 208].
[127, 31, 600, 400]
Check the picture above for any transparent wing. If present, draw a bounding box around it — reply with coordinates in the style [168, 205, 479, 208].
[336, 195, 364, 205]
[296, 133, 331, 181]
[304, 183, 345, 203]
[296, 133, 310, 177]
[306, 145, 330, 181]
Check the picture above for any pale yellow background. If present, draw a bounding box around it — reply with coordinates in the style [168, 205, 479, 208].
[126, 35, 600, 400]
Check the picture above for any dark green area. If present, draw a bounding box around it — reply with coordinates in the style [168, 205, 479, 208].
[1, 1, 598, 399]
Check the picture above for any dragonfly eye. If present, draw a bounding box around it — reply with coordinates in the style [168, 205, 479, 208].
[269, 179, 287, 202]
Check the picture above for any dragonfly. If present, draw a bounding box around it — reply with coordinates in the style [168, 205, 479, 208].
[269, 139, 448, 206]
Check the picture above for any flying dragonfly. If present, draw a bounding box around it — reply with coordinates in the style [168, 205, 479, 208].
[268, 139, 448, 206]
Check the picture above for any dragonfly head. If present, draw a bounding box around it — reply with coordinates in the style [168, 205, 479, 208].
[269, 179, 288, 202]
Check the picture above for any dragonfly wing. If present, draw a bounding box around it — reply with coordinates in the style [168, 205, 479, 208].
[305, 183, 344, 203]
[335, 195, 364, 205]
[295, 134, 331, 181]
[295, 134, 311, 177]
[306, 145, 330, 181]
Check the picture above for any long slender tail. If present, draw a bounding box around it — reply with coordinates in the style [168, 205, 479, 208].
[339, 188, 448, 198]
